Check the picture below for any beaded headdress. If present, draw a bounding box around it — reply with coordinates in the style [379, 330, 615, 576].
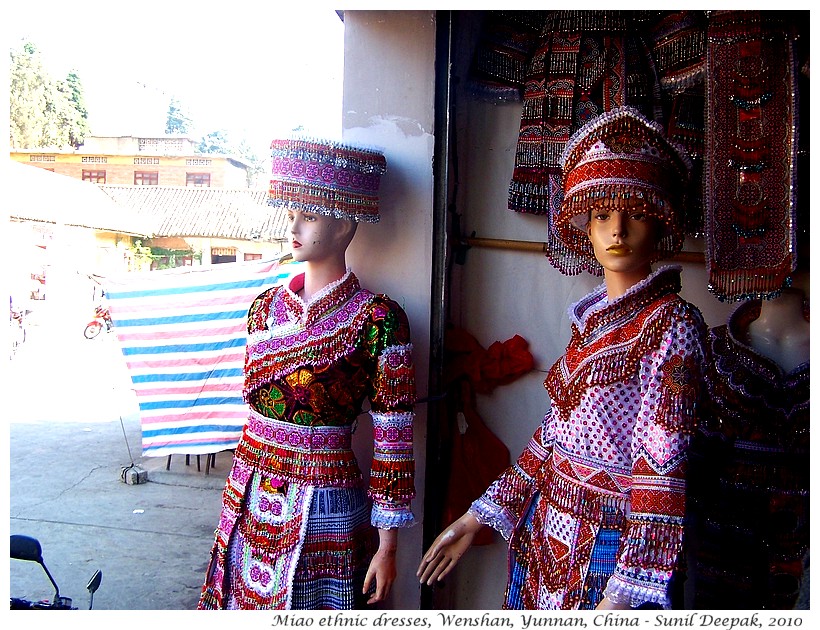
[555, 106, 692, 273]
[268, 138, 387, 223]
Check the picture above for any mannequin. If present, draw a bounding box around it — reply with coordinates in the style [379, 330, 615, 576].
[688, 269, 810, 609]
[198, 139, 417, 610]
[745, 276, 810, 374]
[418, 108, 707, 610]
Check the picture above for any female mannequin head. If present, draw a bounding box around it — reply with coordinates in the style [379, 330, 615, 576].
[555, 107, 692, 296]
[586, 206, 660, 291]
[287, 209, 358, 265]
[268, 137, 386, 299]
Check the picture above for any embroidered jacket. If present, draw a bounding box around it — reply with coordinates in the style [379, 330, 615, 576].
[240, 270, 416, 519]
[470, 266, 707, 610]
[198, 271, 416, 609]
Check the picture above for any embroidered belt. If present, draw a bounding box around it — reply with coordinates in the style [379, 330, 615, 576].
[234, 409, 362, 487]
[245, 409, 353, 450]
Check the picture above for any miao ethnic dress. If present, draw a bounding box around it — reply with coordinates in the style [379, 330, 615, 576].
[470, 266, 707, 610]
[198, 271, 416, 610]
[688, 300, 809, 609]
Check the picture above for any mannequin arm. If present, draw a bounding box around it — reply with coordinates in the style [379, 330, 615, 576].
[416, 512, 484, 585]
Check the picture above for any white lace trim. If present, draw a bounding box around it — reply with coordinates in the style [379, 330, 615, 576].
[468, 499, 515, 542]
[283, 269, 354, 312]
[370, 410, 414, 427]
[371, 505, 416, 529]
[603, 572, 671, 610]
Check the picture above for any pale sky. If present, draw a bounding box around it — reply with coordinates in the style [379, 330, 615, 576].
[8, 1, 345, 155]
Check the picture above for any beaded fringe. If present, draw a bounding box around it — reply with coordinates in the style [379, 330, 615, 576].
[268, 192, 380, 224]
[620, 518, 685, 571]
[547, 309, 672, 420]
[704, 11, 799, 302]
[244, 296, 375, 397]
[650, 11, 707, 91]
[234, 427, 362, 488]
[368, 458, 416, 504]
[373, 345, 416, 408]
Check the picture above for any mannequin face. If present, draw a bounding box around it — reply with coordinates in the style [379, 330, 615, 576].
[587, 207, 658, 278]
[287, 210, 353, 263]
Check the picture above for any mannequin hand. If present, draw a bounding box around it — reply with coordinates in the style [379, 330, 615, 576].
[363, 529, 397, 605]
[416, 512, 483, 586]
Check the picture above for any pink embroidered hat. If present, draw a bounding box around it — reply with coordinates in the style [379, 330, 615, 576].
[555, 106, 692, 269]
[268, 138, 387, 223]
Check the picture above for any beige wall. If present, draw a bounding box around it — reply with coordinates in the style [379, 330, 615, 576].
[93, 231, 149, 274]
[342, 10, 437, 612]
[10, 151, 246, 188]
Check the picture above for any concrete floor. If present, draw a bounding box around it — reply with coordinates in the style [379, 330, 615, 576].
[8, 311, 227, 612]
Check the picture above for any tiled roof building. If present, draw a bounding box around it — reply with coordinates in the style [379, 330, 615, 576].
[9, 135, 289, 271]
[99, 185, 287, 243]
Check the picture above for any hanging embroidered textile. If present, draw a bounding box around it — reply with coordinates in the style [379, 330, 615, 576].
[704, 11, 799, 301]
[470, 11, 666, 275]
[469, 10, 548, 102]
[649, 11, 706, 91]
[649, 11, 708, 237]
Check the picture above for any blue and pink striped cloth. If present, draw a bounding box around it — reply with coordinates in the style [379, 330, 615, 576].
[105, 258, 301, 457]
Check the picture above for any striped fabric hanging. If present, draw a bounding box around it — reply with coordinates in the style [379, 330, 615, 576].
[104, 258, 302, 457]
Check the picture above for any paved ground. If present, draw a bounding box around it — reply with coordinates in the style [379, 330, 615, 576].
[8, 306, 227, 611]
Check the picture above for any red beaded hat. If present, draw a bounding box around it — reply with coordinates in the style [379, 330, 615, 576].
[555, 106, 692, 270]
[269, 138, 387, 223]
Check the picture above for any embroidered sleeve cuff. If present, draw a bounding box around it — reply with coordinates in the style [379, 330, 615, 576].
[468, 498, 515, 542]
[603, 572, 672, 610]
[371, 504, 416, 529]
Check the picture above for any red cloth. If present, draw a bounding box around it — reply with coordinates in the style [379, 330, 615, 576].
[445, 328, 534, 394]
[441, 328, 534, 545]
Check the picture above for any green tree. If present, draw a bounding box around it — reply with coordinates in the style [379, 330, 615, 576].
[9, 41, 89, 149]
[165, 97, 193, 135]
[235, 137, 266, 188]
[197, 129, 231, 154]
[65, 71, 90, 148]
[198, 128, 265, 187]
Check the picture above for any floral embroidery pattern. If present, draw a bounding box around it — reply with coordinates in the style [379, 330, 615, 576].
[660, 353, 696, 397]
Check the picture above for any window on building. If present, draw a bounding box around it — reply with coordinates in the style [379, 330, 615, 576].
[151, 256, 169, 271]
[134, 171, 159, 185]
[211, 246, 237, 264]
[82, 170, 106, 183]
[244, 253, 263, 261]
[186, 172, 211, 187]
